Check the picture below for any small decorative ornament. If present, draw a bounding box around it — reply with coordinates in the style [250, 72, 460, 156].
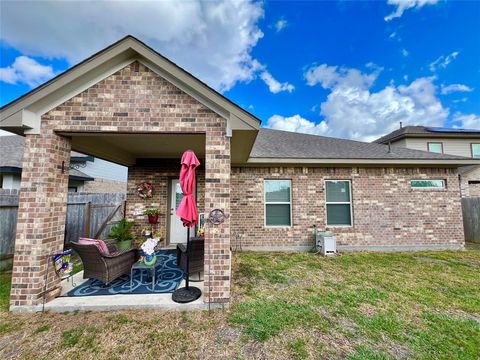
[207, 209, 229, 225]
[140, 237, 160, 266]
[53, 250, 73, 277]
[137, 182, 154, 199]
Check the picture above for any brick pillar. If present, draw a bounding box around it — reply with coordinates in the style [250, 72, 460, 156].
[10, 131, 71, 309]
[203, 123, 231, 304]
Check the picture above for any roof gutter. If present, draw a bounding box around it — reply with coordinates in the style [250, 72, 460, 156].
[377, 133, 480, 144]
[247, 158, 480, 166]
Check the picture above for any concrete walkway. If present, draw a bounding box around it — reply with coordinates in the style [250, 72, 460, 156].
[13, 271, 223, 313]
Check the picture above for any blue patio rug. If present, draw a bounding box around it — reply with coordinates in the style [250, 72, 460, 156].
[65, 250, 183, 297]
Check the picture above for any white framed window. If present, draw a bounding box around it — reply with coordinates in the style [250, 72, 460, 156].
[471, 143, 480, 158]
[410, 180, 445, 189]
[264, 179, 292, 227]
[325, 180, 352, 227]
[427, 142, 443, 154]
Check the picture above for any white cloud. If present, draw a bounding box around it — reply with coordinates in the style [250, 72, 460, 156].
[0, 0, 273, 92]
[385, 0, 439, 21]
[0, 56, 55, 87]
[401, 48, 409, 57]
[304, 64, 379, 90]
[260, 71, 294, 94]
[453, 114, 480, 129]
[440, 83, 473, 95]
[429, 51, 460, 72]
[265, 114, 328, 135]
[299, 63, 449, 141]
[274, 18, 288, 32]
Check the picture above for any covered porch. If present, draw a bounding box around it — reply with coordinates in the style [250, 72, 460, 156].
[0, 37, 261, 312]
[8, 129, 241, 312]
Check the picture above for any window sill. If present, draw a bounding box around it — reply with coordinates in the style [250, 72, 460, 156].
[410, 188, 447, 191]
[264, 226, 292, 229]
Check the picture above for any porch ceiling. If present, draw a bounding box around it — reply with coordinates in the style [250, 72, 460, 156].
[60, 131, 256, 166]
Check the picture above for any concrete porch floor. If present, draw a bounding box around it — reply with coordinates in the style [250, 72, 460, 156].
[12, 271, 225, 313]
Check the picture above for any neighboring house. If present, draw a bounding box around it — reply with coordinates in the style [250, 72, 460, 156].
[374, 125, 480, 197]
[0, 135, 94, 191]
[1, 36, 479, 310]
[0, 135, 127, 192]
[70, 150, 128, 193]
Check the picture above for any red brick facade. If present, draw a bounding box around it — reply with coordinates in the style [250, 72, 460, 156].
[125, 164, 205, 243]
[11, 61, 231, 308]
[231, 166, 464, 250]
[460, 166, 480, 197]
[10, 130, 71, 307]
[10, 59, 465, 310]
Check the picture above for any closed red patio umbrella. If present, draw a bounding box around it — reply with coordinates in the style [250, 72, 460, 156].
[172, 150, 202, 303]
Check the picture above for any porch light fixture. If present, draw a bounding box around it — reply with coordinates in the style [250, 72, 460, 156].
[57, 160, 87, 173]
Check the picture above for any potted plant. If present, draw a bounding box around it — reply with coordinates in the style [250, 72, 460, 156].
[144, 208, 160, 224]
[108, 218, 134, 252]
[141, 226, 153, 238]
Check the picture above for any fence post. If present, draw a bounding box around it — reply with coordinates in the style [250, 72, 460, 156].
[84, 201, 92, 238]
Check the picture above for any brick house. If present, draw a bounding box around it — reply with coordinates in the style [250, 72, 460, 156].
[1, 36, 479, 311]
[0, 135, 94, 191]
[375, 125, 480, 197]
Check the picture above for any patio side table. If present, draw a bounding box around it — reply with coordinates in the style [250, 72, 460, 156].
[130, 259, 165, 292]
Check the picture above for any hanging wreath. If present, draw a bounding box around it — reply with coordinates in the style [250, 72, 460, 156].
[137, 182, 154, 199]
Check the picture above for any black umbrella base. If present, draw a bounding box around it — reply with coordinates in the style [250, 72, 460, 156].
[172, 286, 202, 303]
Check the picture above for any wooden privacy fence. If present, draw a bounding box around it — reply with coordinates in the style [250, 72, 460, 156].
[462, 197, 480, 244]
[0, 191, 126, 269]
[64, 193, 126, 243]
[0, 190, 19, 269]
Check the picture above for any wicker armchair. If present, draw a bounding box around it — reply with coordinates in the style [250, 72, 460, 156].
[71, 241, 138, 285]
[176, 237, 204, 277]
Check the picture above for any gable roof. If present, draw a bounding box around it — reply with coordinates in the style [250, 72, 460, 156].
[0, 135, 93, 180]
[374, 126, 480, 144]
[248, 128, 480, 165]
[0, 35, 260, 134]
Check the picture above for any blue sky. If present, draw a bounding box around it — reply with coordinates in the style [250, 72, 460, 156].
[1, 0, 479, 141]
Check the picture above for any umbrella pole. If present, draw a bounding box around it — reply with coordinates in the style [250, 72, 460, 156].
[185, 227, 190, 289]
[172, 225, 201, 303]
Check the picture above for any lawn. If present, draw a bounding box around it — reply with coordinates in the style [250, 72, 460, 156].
[0, 250, 479, 359]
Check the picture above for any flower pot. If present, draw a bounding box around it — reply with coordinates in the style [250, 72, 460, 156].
[147, 214, 159, 224]
[117, 240, 132, 252]
[144, 254, 157, 266]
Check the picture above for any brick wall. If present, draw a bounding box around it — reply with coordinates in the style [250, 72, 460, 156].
[460, 166, 480, 198]
[126, 163, 205, 243]
[469, 183, 480, 197]
[10, 130, 71, 308]
[82, 178, 127, 193]
[231, 166, 464, 250]
[12, 61, 231, 307]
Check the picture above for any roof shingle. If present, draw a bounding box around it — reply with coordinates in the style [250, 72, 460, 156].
[0, 135, 93, 180]
[374, 126, 480, 144]
[251, 128, 472, 161]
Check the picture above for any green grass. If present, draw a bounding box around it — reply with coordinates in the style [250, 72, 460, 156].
[62, 328, 83, 347]
[230, 250, 480, 359]
[34, 324, 51, 334]
[347, 347, 393, 360]
[0, 271, 12, 311]
[0, 249, 479, 359]
[289, 338, 308, 360]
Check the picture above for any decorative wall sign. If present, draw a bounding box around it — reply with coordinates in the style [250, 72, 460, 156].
[207, 209, 229, 225]
[137, 182, 154, 199]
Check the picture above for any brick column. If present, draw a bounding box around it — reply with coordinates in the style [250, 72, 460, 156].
[10, 131, 71, 309]
[203, 122, 231, 304]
